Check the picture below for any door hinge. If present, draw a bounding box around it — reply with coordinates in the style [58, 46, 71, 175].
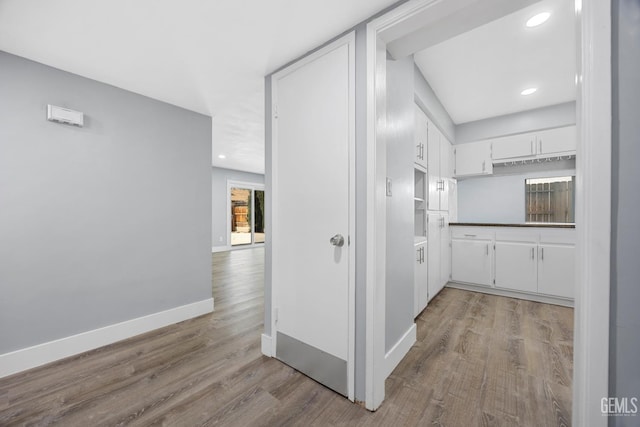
[493, 244, 496, 250]
[493, 279, 496, 285]
[273, 104, 279, 119]
[275, 308, 279, 325]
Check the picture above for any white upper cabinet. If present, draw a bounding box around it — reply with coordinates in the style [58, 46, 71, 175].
[454, 141, 493, 177]
[491, 133, 536, 159]
[491, 125, 577, 161]
[416, 105, 452, 211]
[414, 104, 428, 169]
[537, 126, 577, 155]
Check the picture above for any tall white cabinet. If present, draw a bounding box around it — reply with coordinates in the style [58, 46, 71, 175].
[414, 105, 453, 316]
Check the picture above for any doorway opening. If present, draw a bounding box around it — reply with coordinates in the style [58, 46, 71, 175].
[228, 181, 265, 247]
[366, 0, 611, 421]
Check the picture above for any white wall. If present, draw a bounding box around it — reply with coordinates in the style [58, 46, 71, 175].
[414, 63, 455, 141]
[385, 54, 415, 353]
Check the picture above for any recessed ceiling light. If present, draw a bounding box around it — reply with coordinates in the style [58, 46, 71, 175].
[526, 12, 551, 27]
[218, 154, 226, 159]
[521, 87, 538, 96]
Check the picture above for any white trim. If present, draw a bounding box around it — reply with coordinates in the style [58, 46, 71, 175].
[270, 32, 357, 401]
[212, 245, 232, 253]
[261, 334, 273, 357]
[573, 0, 611, 425]
[365, 23, 388, 410]
[383, 324, 416, 379]
[0, 298, 214, 379]
[446, 282, 574, 308]
[346, 30, 357, 404]
[365, 0, 611, 417]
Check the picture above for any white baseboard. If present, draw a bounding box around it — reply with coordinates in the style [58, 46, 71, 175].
[261, 334, 273, 357]
[0, 298, 214, 379]
[384, 323, 417, 379]
[212, 246, 231, 253]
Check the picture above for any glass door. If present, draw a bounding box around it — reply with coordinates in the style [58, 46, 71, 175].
[231, 187, 252, 246]
[229, 183, 265, 247]
[254, 190, 265, 243]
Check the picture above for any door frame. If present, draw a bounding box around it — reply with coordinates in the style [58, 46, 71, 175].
[227, 180, 265, 249]
[365, 0, 612, 422]
[269, 31, 357, 401]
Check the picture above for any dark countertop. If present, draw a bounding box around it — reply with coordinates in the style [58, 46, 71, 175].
[450, 222, 576, 229]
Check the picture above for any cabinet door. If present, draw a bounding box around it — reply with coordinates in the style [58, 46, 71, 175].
[427, 213, 441, 301]
[537, 126, 577, 155]
[494, 241, 537, 293]
[454, 141, 493, 177]
[427, 122, 441, 210]
[414, 243, 428, 317]
[439, 138, 451, 211]
[451, 238, 492, 286]
[440, 214, 451, 289]
[491, 133, 536, 159]
[414, 105, 428, 169]
[440, 137, 453, 179]
[537, 243, 575, 298]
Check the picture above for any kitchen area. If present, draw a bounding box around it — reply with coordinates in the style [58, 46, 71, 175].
[404, 0, 578, 315]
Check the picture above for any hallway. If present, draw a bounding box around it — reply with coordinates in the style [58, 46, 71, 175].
[0, 247, 572, 425]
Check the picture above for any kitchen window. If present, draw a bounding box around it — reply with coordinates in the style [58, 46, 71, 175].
[525, 176, 575, 223]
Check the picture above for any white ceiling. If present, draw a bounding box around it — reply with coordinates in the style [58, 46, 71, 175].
[0, 0, 399, 174]
[414, 0, 576, 124]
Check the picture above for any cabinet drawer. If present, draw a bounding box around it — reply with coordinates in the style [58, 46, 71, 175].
[451, 228, 494, 240]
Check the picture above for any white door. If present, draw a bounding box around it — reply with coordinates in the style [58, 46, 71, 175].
[271, 33, 355, 398]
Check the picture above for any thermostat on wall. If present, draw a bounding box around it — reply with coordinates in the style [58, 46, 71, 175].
[47, 104, 84, 127]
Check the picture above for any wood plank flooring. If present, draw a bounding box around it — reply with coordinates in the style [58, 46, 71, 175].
[0, 247, 573, 426]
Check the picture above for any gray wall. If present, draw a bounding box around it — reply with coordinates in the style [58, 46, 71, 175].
[211, 167, 264, 248]
[455, 102, 576, 144]
[457, 167, 576, 223]
[414, 64, 455, 142]
[610, 1, 640, 424]
[385, 55, 415, 353]
[0, 51, 212, 354]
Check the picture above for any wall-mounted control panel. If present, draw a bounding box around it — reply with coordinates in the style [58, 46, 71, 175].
[47, 104, 84, 127]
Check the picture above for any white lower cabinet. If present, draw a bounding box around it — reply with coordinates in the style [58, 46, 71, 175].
[414, 241, 428, 317]
[537, 242, 575, 299]
[494, 235, 538, 293]
[427, 213, 449, 302]
[451, 226, 575, 303]
[451, 232, 492, 286]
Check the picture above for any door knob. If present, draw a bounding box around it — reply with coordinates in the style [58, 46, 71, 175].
[330, 234, 345, 247]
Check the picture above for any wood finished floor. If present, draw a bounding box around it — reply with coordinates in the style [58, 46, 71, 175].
[0, 247, 573, 426]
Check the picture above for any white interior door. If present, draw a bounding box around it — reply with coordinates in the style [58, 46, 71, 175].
[271, 33, 355, 399]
